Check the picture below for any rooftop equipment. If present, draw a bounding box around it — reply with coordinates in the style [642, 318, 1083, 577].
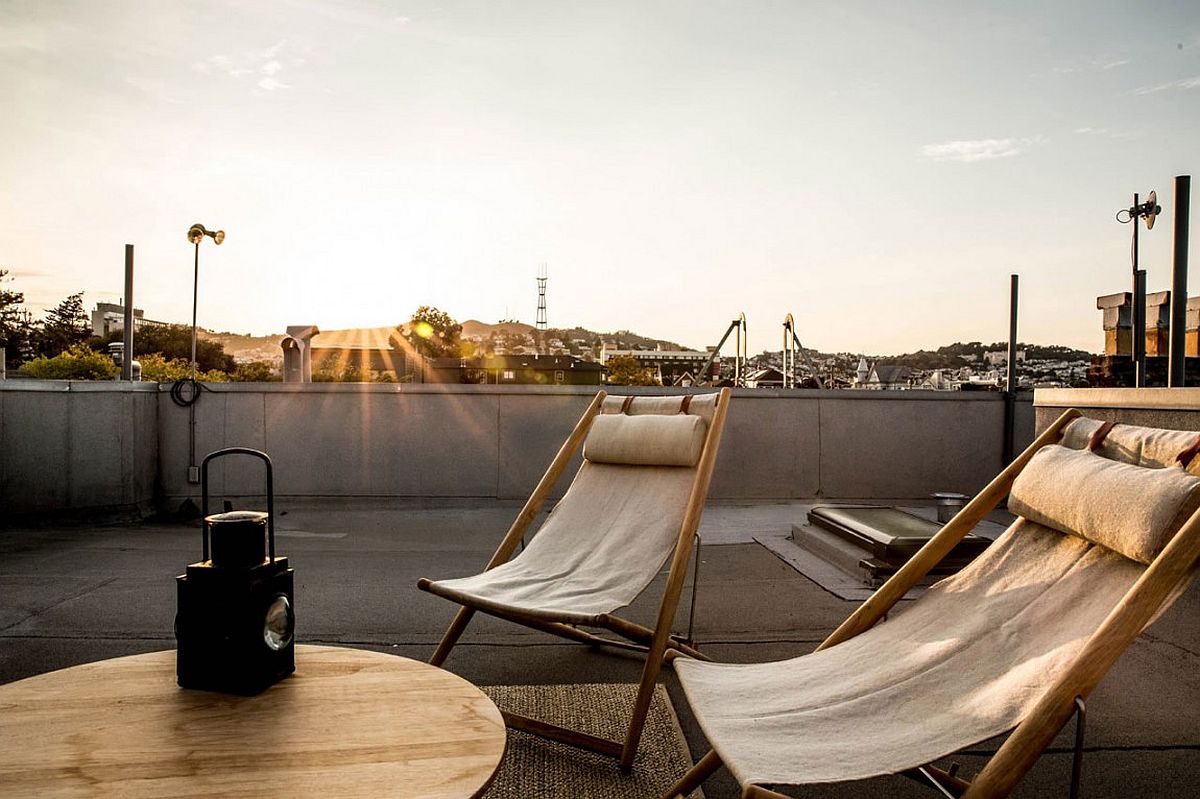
[1116, 191, 1160, 387]
[699, 313, 747, 386]
[782, 313, 821, 388]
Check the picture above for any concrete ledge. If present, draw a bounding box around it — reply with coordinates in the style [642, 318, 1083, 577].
[1035, 387, 1200, 410]
[1033, 388, 1200, 434]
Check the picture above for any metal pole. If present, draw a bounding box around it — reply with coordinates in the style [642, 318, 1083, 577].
[1006, 275, 1018, 393]
[1169, 175, 1191, 387]
[1132, 193, 1147, 387]
[1003, 274, 1018, 464]
[1135, 269, 1147, 386]
[735, 321, 742, 386]
[122, 244, 134, 381]
[191, 241, 199, 383]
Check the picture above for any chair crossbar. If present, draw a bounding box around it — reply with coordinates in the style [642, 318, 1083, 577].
[501, 710, 624, 759]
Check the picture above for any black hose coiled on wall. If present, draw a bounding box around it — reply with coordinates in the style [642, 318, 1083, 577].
[170, 377, 201, 407]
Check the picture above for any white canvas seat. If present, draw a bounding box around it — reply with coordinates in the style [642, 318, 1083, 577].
[418, 389, 731, 769]
[423, 462, 697, 624]
[666, 411, 1200, 799]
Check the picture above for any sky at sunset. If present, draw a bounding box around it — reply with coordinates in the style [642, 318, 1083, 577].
[2, 1, 1198, 355]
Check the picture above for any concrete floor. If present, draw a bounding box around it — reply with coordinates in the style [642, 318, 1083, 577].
[1, 499, 1197, 797]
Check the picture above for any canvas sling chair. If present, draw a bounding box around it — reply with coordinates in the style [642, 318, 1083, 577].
[418, 388, 731, 769]
[665, 410, 1200, 799]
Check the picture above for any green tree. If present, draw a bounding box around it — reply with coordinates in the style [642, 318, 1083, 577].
[313, 360, 367, 382]
[35, 292, 91, 357]
[19, 344, 119, 380]
[392, 306, 463, 359]
[137, 353, 229, 383]
[606, 354, 656, 386]
[106, 323, 236, 374]
[230, 360, 280, 382]
[0, 269, 35, 369]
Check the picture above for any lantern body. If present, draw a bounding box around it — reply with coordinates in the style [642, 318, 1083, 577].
[176, 556, 294, 695]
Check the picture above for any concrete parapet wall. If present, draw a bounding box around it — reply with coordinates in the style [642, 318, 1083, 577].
[3, 383, 1032, 514]
[153, 384, 1027, 505]
[0, 381, 159, 516]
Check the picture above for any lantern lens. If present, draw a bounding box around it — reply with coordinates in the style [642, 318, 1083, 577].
[263, 594, 294, 650]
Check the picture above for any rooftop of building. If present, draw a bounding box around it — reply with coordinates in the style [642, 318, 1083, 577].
[2, 497, 1196, 798]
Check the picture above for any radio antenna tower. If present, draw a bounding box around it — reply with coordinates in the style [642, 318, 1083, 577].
[536, 264, 548, 330]
[536, 263, 548, 352]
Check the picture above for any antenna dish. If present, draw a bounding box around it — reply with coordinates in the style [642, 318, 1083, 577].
[1144, 190, 1160, 229]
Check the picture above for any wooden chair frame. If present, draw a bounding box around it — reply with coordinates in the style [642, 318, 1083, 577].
[419, 388, 731, 771]
[666, 408, 1200, 798]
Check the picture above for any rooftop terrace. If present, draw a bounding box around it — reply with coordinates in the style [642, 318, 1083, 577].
[1, 385, 1198, 797]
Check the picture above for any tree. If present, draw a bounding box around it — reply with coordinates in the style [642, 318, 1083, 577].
[230, 360, 280, 382]
[35, 292, 91, 357]
[392, 306, 463, 359]
[107, 323, 236, 374]
[606, 354, 656, 386]
[0, 269, 35, 369]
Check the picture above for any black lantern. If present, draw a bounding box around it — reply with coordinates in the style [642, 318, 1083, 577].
[175, 447, 295, 694]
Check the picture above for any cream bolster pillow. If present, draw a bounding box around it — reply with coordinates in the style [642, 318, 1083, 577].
[584, 413, 707, 467]
[1009, 444, 1200, 564]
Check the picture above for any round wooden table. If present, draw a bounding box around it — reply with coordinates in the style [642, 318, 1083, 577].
[0, 645, 506, 798]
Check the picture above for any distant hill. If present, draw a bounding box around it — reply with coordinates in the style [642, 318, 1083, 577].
[199, 330, 281, 363]
[203, 323, 1091, 369]
[864, 341, 1095, 370]
[461, 319, 536, 338]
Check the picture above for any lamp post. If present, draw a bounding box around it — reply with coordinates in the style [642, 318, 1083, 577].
[183, 224, 225, 484]
[186, 224, 226, 382]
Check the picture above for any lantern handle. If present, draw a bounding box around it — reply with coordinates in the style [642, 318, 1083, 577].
[200, 448, 276, 563]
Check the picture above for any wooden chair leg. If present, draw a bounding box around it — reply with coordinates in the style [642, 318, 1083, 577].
[429, 606, 475, 667]
[663, 749, 723, 798]
[619, 635, 671, 770]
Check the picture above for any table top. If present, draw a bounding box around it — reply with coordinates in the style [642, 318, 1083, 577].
[0, 645, 506, 798]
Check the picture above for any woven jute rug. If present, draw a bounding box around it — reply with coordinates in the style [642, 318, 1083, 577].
[481, 683, 702, 799]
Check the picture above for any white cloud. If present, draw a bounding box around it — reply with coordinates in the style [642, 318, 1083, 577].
[1074, 127, 1108, 135]
[193, 41, 301, 90]
[920, 137, 1042, 163]
[1053, 56, 1132, 75]
[1135, 75, 1200, 95]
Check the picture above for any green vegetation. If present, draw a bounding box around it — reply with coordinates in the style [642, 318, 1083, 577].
[605, 354, 656, 386]
[312, 358, 396, 383]
[19, 344, 119, 380]
[35, 292, 92, 358]
[137, 353, 230, 383]
[230, 360, 280, 382]
[392, 306, 464, 359]
[105, 323, 237, 374]
[0, 269, 35, 369]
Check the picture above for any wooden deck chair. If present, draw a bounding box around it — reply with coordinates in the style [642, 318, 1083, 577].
[418, 388, 731, 769]
[666, 410, 1200, 799]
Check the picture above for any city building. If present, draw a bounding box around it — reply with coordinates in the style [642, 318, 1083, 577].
[90, 301, 157, 336]
[864, 363, 913, 390]
[599, 344, 714, 386]
[983, 350, 1026, 366]
[425, 354, 602, 385]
